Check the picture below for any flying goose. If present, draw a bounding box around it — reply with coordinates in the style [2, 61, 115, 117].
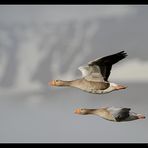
[74, 107, 145, 122]
[49, 50, 127, 94]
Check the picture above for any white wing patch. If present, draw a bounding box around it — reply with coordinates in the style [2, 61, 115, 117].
[78, 65, 105, 82]
[85, 73, 105, 82]
[78, 66, 91, 77]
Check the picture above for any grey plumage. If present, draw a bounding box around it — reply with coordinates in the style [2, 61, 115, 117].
[79, 50, 128, 82]
[107, 107, 131, 121]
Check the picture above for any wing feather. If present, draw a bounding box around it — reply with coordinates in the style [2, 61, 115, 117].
[88, 50, 127, 81]
[108, 107, 131, 121]
[78, 50, 127, 82]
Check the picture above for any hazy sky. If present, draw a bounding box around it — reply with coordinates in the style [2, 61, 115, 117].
[0, 5, 148, 143]
[0, 5, 148, 90]
[0, 5, 136, 23]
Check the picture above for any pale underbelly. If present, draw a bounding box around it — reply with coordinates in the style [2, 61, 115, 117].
[79, 87, 110, 94]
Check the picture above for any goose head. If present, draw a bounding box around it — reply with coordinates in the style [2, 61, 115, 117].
[74, 108, 96, 115]
[48, 80, 68, 86]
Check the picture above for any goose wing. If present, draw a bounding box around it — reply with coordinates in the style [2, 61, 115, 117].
[78, 66, 105, 82]
[88, 50, 127, 81]
[107, 107, 131, 121]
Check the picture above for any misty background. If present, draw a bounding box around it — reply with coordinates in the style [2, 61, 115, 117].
[0, 5, 148, 143]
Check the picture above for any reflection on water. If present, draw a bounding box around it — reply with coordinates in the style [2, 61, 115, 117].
[0, 83, 147, 143]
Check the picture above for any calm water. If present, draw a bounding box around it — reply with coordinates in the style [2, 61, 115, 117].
[0, 83, 147, 143]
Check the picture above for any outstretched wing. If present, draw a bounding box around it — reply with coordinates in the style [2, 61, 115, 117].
[108, 107, 131, 121]
[88, 50, 127, 81]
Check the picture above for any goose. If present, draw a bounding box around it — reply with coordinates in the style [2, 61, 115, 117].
[74, 107, 145, 122]
[49, 50, 127, 94]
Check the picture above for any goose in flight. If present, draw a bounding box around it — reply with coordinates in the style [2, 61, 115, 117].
[74, 107, 145, 122]
[49, 50, 127, 94]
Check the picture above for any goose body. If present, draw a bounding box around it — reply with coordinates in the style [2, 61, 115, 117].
[49, 51, 127, 94]
[74, 107, 145, 122]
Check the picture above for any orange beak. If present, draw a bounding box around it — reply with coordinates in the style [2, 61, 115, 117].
[115, 85, 127, 90]
[48, 80, 56, 86]
[74, 108, 81, 114]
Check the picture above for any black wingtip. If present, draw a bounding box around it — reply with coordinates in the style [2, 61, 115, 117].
[118, 50, 128, 58]
[119, 50, 127, 54]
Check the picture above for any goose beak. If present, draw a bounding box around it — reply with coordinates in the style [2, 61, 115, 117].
[74, 108, 81, 114]
[48, 80, 56, 86]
